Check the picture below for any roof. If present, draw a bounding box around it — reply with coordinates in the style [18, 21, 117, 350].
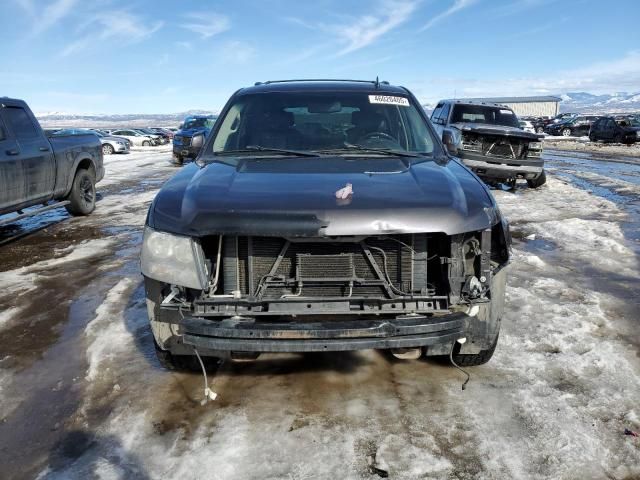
[453, 96, 563, 104]
[239, 79, 408, 95]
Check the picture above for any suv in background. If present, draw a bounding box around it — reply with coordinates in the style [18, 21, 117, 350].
[590, 116, 640, 144]
[545, 115, 599, 137]
[431, 100, 546, 188]
[172, 115, 216, 165]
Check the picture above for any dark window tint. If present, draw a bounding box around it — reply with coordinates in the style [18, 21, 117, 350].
[0, 116, 6, 141]
[430, 103, 443, 123]
[4, 107, 38, 139]
[439, 103, 451, 124]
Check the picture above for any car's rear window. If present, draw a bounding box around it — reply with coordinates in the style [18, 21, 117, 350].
[450, 105, 520, 128]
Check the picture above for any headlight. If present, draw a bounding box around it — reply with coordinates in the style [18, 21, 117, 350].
[140, 227, 208, 290]
[117, 141, 124, 145]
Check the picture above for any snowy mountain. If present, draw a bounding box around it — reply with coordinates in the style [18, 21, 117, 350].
[559, 92, 640, 113]
[35, 109, 219, 128]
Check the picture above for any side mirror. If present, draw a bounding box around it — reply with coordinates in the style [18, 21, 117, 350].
[191, 133, 205, 150]
[442, 129, 458, 155]
[178, 123, 184, 130]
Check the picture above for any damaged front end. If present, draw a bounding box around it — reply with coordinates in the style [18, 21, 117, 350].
[141, 217, 510, 358]
[455, 124, 544, 185]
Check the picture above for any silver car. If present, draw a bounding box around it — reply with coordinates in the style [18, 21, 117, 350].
[89, 129, 131, 154]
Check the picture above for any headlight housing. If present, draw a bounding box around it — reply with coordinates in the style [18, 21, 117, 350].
[140, 227, 208, 290]
[527, 141, 542, 157]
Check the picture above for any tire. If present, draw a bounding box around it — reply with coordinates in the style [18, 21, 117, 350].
[65, 168, 96, 216]
[142, 140, 150, 147]
[527, 169, 547, 188]
[451, 333, 499, 366]
[562, 128, 572, 137]
[536, 127, 544, 134]
[175, 155, 184, 166]
[102, 143, 114, 155]
[589, 133, 596, 142]
[613, 134, 623, 144]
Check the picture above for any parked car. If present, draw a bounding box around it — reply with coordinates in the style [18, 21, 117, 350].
[52, 128, 130, 155]
[135, 128, 166, 145]
[172, 115, 216, 164]
[530, 113, 576, 134]
[88, 129, 132, 150]
[519, 120, 536, 133]
[110, 129, 157, 147]
[431, 100, 545, 188]
[589, 116, 640, 144]
[142, 79, 511, 371]
[149, 127, 174, 140]
[0, 98, 104, 223]
[545, 115, 599, 137]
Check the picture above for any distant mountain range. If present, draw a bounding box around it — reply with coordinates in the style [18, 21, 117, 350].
[558, 92, 640, 113]
[35, 91, 640, 127]
[35, 109, 219, 128]
[422, 92, 640, 116]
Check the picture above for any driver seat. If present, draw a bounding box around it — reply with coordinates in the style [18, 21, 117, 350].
[347, 111, 388, 144]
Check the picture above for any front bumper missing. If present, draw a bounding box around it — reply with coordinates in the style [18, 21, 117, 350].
[177, 313, 466, 352]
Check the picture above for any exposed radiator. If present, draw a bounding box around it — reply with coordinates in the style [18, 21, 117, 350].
[218, 235, 434, 299]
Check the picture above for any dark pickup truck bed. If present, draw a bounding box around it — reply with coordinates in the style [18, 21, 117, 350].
[0, 97, 104, 223]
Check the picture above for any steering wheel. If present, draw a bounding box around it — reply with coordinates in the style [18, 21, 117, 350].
[359, 131, 396, 142]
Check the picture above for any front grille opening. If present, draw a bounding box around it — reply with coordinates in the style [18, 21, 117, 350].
[201, 234, 452, 301]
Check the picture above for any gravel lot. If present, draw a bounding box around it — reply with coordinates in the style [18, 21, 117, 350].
[0, 146, 639, 480]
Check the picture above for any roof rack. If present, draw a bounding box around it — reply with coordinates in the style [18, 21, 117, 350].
[254, 78, 390, 87]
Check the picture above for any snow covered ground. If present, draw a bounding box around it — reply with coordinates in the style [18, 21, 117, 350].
[0, 148, 639, 479]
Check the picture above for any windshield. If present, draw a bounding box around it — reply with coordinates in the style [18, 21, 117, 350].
[212, 92, 436, 155]
[184, 117, 215, 130]
[450, 105, 520, 128]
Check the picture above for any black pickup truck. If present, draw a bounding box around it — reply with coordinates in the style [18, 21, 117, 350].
[0, 98, 104, 225]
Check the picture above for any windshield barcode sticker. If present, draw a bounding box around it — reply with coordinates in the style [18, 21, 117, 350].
[368, 95, 410, 107]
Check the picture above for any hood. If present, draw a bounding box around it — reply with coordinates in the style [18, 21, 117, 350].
[149, 155, 498, 237]
[452, 122, 541, 141]
[176, 127, 211, 137]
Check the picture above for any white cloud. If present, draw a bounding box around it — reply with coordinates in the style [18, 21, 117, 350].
[330, 0, 419, 56]
[420, 0, 477, 31]
[180, 12, 230, 39]
[60, 10, 163, 57]
[15, 0, 79, 34]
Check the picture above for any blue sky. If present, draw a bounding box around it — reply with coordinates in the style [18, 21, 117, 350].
[1, 0, 638, 114]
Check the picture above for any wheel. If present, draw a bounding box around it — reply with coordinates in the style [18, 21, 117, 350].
[451, 333, 499, 366]
[142, 140, 150, 147]
[102, 143, 114, 155]
[562, 128, 572, 137]
[589, 133, 596, 142]
[613, 133, 623, 144]
[536, 127, 544, 134]
[65, 168, 96, 216]
[527, 169, 547, 188]
[174, 155, 184, 166]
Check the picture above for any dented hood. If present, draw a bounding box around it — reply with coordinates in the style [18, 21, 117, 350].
[452, 122, 541, 141]
[149, 155, 498, 237]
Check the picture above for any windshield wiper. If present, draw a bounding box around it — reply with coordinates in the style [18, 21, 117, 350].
[217, 145, 321, 157]
[322, 144, 426, 158]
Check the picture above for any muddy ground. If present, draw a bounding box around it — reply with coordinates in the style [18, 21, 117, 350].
[0, 146, 639, 479]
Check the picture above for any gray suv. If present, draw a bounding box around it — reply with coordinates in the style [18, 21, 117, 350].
[431, 100, 546, 188]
